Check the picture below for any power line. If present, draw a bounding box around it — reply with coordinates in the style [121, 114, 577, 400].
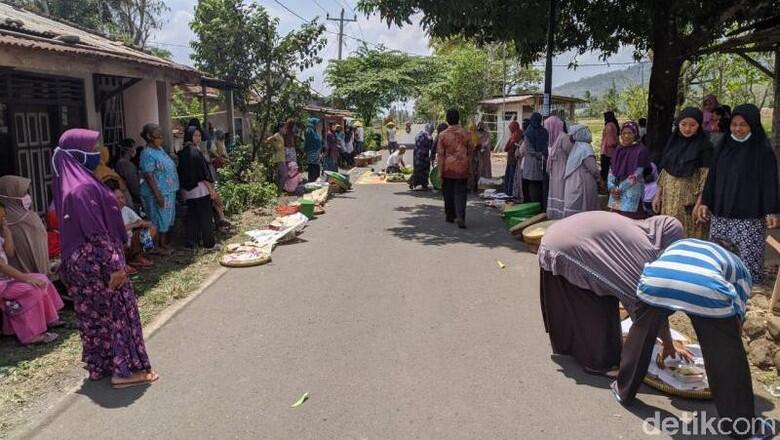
[327, 8, 357, 60]
[311, 0, 329, 15]
[271, 0, 308, 22]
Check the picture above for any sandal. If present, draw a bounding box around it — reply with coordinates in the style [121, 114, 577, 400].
[583, 366, 619, 379]
[28, 332, 58, 345]
[111, 371, 160, 389]
[125, 265, 138, 275]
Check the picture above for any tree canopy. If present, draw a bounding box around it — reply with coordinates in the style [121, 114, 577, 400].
[191, 0, 326, 156]
[325, 45, 435, 125]
[11, 0, 168, 48]
[358, 0, 778, 154]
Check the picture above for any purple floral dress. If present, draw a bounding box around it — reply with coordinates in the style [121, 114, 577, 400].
[60, 233, 151, 380]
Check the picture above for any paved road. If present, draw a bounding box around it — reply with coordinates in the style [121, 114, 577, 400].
[19, 178, 778, 439]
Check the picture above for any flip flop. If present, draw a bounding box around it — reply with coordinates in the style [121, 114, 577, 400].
[584, 366, 619, 379]
[111, 371, 160, 389]
[28, 332, 58, 345]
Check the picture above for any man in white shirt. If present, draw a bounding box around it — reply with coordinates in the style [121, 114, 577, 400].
[386, 146, 406, 173]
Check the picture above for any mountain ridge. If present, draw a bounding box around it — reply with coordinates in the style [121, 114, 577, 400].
[553, 63, 652, 99]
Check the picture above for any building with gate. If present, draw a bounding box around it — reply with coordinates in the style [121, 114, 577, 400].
[0, 3, 202, 213]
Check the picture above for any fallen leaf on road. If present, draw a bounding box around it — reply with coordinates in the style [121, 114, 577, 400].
[497, 260, 506, 269]
[290, 392, 309, 408]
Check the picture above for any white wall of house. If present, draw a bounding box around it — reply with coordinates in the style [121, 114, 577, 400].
[123, 79, 160, 146]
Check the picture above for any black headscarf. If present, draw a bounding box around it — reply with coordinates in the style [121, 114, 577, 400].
[604, 111, 619, 128]
[524, 112, 549, 154]
[177, 126, 213, 191]
[701, 103, 779, 219]
[659, 107, 714, 178]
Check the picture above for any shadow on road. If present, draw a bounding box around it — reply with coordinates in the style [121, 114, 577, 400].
[386, 191, 525, 252]
[552, 354, 778, 439]
[74, 378, 150, 409]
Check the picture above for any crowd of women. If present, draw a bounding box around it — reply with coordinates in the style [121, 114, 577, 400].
[494, 97, 778, 286]
[0, 119, 245, 388]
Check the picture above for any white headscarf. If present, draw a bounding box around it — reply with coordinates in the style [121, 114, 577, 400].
[564, 125, 595, 178]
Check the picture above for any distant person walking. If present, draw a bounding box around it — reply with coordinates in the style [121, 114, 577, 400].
[600, 111, 619, 187]
[436, 109, 472, 229]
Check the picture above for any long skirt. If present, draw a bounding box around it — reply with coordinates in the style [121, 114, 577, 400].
[710, 216, 766, 283]
[540, 269, 622, 373]
[410, 149, 431, 188]
[142, 191, 176, 233]
[1, 274, 63, 344]
[61, 234, 152, 380]
[503, 160, 516, 196]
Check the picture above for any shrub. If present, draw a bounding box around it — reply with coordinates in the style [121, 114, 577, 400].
[217, 144, 278, 215]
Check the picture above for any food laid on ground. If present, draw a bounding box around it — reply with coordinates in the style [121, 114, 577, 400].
[400, 166, 413, 175]
[324, 171, 351, 190]
[220, 243, 272, 268]
[503, 202, 542, 219]
[672, 365, 706, 383]
[522, 220, 556, 251]
[510, 213, 548, 236]
[386, 173, 408, 183]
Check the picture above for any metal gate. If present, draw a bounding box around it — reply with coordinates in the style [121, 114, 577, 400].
[13, 111, 52, 213]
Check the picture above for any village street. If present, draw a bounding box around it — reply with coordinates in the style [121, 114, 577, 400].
[14, 163, 777, 440]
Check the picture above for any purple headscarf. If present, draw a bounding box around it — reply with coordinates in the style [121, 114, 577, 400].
[52, 129, 127, 260]
[611, 121, 650, 181]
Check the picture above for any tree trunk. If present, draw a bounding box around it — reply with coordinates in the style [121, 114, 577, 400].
[646, 3, 685, 162]
[774, 47, 780, 152]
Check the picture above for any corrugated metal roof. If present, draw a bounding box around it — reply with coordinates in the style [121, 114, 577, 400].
[0, 3, 198, 79]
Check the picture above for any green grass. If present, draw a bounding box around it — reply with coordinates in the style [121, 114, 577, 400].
[577, 118, 605, 157]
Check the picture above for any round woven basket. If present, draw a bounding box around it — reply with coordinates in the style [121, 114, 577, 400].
[643, 375, 712, 400]
[219, 253, 271, 268]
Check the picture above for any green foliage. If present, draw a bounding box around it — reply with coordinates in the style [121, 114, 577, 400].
[419, 38, 541, 120]
[11, 0, 167, 48]
[619, 84, 648, 121]
[216, 144, 278, 215]
[171, 87, 219, 126]
[325, 45, 436, 126]
[191, 0, 326, 157]
[681, 52, 774, 109]
[584, 83, 620, 118]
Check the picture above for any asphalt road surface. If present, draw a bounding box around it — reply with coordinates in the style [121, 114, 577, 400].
[18, 175, 779, 439]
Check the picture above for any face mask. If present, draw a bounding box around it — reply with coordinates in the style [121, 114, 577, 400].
[83, 152, 101, 171]
[0, 193, 32, 210]
[731, 132, 752, 143]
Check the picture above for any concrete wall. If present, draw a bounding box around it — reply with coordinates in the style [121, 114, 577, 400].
[122, 79, 160, 146]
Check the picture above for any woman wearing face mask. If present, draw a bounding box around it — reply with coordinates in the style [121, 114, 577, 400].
[178, 126, 216, 249]
[0, 175, 49, 274]
[607, 121, 651, 218]
[696, 104, 780, 282]
[653, 107, 714, 239]
[52, 128, 159, 388]
[139, 123, 179, 254]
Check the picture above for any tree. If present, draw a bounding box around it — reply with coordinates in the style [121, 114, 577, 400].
[325, 45, 434, 125]
[420, 38, 541, 120]
[191, 0, 326, 158]
[105, 0, 169, 48]
[619, 84, 649, 121]
[170, 86, 219, 126]
[11, 0, 167, 48]
[358, 0, 778, 158]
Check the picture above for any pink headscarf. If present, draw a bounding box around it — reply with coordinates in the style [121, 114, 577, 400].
[52, 129, 127, 259]
[544, 115, 566, 170]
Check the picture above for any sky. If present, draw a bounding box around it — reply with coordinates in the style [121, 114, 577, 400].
[152, 0, 643, 96]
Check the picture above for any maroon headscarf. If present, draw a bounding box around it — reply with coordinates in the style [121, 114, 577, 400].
[611, 121, 650, 181]
[52, 129, 127, 260]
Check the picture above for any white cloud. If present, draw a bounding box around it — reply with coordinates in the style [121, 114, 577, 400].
[152, 2, 641, 96]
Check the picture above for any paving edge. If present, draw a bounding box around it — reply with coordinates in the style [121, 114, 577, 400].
[7, 266, 230, 440]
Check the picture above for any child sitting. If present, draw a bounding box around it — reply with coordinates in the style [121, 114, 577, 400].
[284, 162, 307, 196]
[114, 189, 156, 271]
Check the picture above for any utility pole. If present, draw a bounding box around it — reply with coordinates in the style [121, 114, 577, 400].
[327, 8, 357, 60]
[542, 0, 557, 116]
